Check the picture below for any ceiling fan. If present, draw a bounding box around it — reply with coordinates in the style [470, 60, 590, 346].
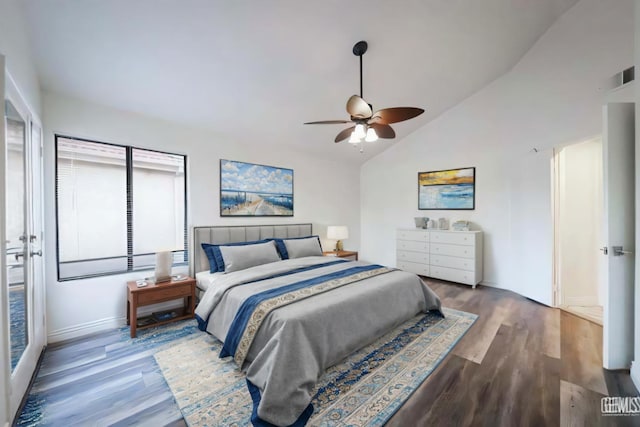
[304, 40, 424, 145]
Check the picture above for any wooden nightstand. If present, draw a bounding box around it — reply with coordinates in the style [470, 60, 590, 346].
[323, 250, 358, 261]
[126, 276, 196, 338]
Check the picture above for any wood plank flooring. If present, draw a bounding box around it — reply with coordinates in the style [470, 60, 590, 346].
[563, 305, 603, 326]
[17, 280, 638, 426]
[387, 281, 639, 427]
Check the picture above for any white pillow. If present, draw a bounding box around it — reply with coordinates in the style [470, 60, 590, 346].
[219, 240, 281, 273]
[283, 237, 323, 259]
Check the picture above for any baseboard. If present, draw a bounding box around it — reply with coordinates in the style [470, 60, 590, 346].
[47, 300, 185, 343]
[563, 296, 599, 306]
[479, 280, 500, 288]
[631, 361, 640, 391]
[47, 316, 124, 343]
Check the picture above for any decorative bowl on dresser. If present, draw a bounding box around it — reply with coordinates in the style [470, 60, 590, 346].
[396, 228, 483, 288]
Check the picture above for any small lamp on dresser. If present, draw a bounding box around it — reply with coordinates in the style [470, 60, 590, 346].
[327, 225, 349, 251]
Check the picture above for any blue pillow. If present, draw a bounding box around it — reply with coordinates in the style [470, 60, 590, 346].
[274, 236, 322, 259]
[201, 239, 273, 273]
[201, 243, 221, 273]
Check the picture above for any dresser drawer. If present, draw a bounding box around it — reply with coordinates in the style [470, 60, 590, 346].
[137, 283, 192, 304]
[396, 229, 429, 242]
[397, 250, 429, 264]
[429, 231, 475, 246]
[396, 239, 428, 252]
[429, 243, 475, 259]
[429, 266, 477, 285]
[430, 254, 475, 272]
[397, 261, 430, 276]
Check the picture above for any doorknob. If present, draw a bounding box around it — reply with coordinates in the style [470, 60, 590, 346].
[14, 252, 25, 262]
[600, 247, 608, 255]
[30, 249, 42, 257]
[612, 246, 633, 256]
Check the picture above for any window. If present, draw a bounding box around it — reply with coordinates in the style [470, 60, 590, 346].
[55, 135, 187, 281]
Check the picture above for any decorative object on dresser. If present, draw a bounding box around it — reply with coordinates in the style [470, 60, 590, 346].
[220, 159, 293, 217]
[418, 167, 475, 210]
[438, 217, 449, 230]
[322, 250, 358, 260]
[414, 217, 428, 228]
[396, 228, 483, 288]
[327, 225, 349, 251]
[452, 220, 470, 231]
[126, 276, 196, 338]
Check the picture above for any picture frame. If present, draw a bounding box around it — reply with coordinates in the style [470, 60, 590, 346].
[220, 159, 294, 217]
[418, 167, 475, 210]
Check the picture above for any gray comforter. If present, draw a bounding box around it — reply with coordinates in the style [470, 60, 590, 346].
[195, 256, 442, 426]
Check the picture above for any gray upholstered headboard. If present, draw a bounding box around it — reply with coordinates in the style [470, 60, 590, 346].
[191, 223, 313, 274]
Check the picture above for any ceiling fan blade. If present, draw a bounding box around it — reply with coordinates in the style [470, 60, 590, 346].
[304, 120, 351, 125]
[370, 107, 424, 124]
[334, 126, 355, 143]
[370, 123, 396, 139]
[346, 95, 372, 119]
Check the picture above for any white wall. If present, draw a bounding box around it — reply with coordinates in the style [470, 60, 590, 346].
[42, 91, 361, 342]
[0, 0, 41, 117]
[360, 0, 633, 305]
[558, 139, 603, 307]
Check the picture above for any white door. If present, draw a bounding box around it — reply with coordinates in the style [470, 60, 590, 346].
[602, 102, 635, 370]
[3, 69, 45, 420]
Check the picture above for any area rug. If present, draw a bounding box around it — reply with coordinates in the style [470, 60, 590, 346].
[155, 307, 477, 427]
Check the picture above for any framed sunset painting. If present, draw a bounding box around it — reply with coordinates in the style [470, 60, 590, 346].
[220, 159, 294, 217]
[418, 167, 475, 210]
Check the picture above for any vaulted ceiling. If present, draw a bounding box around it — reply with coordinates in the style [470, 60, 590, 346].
[21, 0, 578, 162]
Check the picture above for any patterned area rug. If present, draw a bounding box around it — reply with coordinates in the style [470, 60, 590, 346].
[155, 307, 476, 427]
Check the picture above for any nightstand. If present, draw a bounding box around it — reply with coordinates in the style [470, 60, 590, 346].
[323, 250, 358, 261]
[126, 276, 196, 338]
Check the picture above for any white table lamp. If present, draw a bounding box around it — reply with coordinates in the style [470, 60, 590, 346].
[327, 226, 349, 251]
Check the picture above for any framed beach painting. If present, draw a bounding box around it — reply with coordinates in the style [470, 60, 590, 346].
[220, 159, 294, 216]
[418, 167, 475, 210]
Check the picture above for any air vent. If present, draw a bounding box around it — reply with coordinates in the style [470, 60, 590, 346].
[622, 66, 635, 85]
[601, 66, 634, 92]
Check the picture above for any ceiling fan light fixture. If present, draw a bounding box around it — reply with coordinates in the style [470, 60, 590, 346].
[365, 127, 378, 142]
[304, 40, 425, 145]
[354, 124, 366, 139]
[348, 132, 362, 144]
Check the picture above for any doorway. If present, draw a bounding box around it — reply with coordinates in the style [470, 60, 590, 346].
[553, 138, 605, 325]
[2, 65, 45, 422]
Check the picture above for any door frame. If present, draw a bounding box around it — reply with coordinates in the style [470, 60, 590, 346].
[3, 67, 46, 422]
[550, 135, 602, 308]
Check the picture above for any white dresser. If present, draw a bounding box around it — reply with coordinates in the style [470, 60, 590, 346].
[396, 228, 483, 288]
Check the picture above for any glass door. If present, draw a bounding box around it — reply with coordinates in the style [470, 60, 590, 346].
[4, 71, 45, 420]
[5, 99, 28, 373]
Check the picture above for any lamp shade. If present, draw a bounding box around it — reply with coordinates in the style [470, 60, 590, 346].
[327, 226, 349, 240]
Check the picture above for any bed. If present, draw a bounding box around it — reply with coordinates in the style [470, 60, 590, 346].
[192, 224, 442, 426]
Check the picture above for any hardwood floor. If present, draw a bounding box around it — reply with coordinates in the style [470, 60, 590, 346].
[17, 280, 638, 426]
[387, 281, 639, 427]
